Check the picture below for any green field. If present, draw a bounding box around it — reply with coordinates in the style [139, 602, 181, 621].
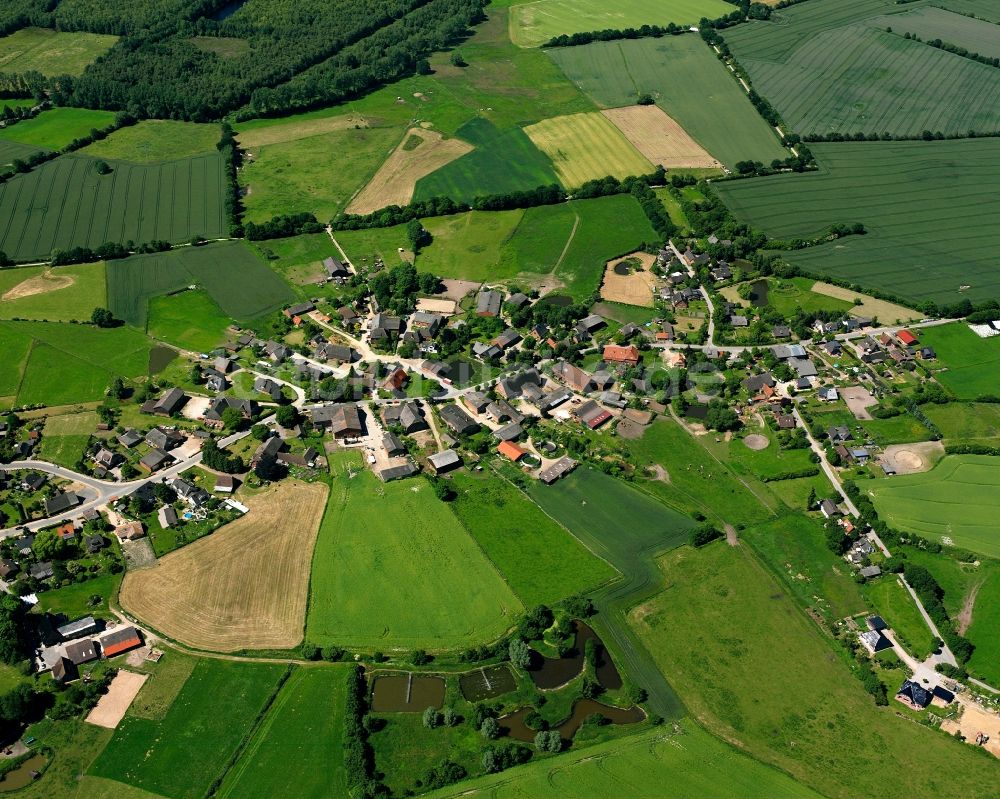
[307, 453, 523, 650]
[864, 576, 937, 658]
[868, 455, 1000, 557]
[548, 35, 788, 168]
[425, 720, 820, 798]
[0, 262, 106, 322]
[743, 513, 867, 620]
[415, 118, 560, 203]
[877, 6, 1000, 59]
[448, 470, 616, 606]
[917, 323, 1000, 399]
[82, 120, 221, 164]
[241, 124, 403, 223]
[0, 152, 226, 261]
[90, 659, 287, 799]
[722, 0, 1000, 137]
[418, 209, 525, 281]
[0, 139, 44, 168]
[631, 542, 1000, 799]
[966, 569, 1000, 686]
[714, 140, 1000, 305]
[107, 241, 294, 328]
[509, 0, 733, 48]
[147, 290, 232, 351]
[0, 107, 117, 151]
[333, 225, 410, 268]
[38, 410, 97, 468]
[0, 27, 117, 76]
[0, 319, 153, 407]
[922, 402, 1000, 444]
[29, 572, 122, 620]
[253, 232, 340, 287]
[765, 276, 854, 317]
[727, 428, 819, 481]
[217, 667, 349, 799]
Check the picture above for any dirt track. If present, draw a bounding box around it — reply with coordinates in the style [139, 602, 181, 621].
[120, 481, 328, 652]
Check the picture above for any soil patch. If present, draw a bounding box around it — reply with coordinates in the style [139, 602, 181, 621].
[956, 580, 983, 635]
[600, 251, 658, 307]
[86, 670, 149, 729]
[743, 434, 770, 451]
[648, 464, 671, 483]
[615, 418, 646, 440]
[841, 385, 878, 420]
[602, 105, 721, 169]
[439, 279, 480, 301]
[881, 441, 945, 474]
[941, 698, 1000, 758]
[347, 127, 472, 214]
[2, 268, 74, 300]
[415, 297, 457, 315]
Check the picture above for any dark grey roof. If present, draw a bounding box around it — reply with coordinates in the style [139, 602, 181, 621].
[45, 492, 80, 516]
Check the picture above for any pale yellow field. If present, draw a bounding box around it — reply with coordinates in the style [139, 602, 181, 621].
[524, 111, 654, 188]
[347, 128, 473, 214]
[600, 252, 658, 307]
[602, 105, 721, 170]
[810, 281, 920, 323]
[237, 113, 370, 149]
[120, 481, 329, 652]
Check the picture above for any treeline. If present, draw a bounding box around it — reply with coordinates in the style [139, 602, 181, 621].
[201, 439, 245, 474]
[897, 30, 1000, 69]
[51, 0, 223, 37]
[218, 122, 243, 237]
[0, 0, 52, 37]
[803, 129, 1000, 142]
[49, 240, 171, 266]
[343, 665, 384, 796]
[244, 212, 324, 241]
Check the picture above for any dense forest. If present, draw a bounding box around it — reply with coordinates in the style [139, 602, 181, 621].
[0, 0, 486, 120]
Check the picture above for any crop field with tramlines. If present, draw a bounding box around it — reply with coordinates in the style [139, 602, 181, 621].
[713, 139, 1000, 305]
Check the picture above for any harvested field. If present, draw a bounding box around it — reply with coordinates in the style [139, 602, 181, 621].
[524, 111, 653, 187]
[86, 671, 149, 729]
[809, 281, 919, 322]
[237, 113, 370, 149]
[599, 252, 657, 307]
[840, 386, 878, 420]
[347, 128, 473, 214]
[602, 105, 721, 169]
[120, 481, 328, 652]
[880, 441, 944, 475]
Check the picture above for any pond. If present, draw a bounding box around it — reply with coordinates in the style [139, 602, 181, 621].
[499, 699, 644, 743]
[749, 278, 769, 308]
[526, 620, 596, 689]
[370, 674, 445, 712]
[537, 294, 572, 308]
[0, 754, 45, 792]
[148, 345, 177, 375]
[211, 0, 247, 20]
[685, 404, 708, 420]
[459, 664, 517, 702]
[613, 262, 631, 276]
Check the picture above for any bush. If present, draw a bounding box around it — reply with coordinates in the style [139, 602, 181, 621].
[690, 524, 723, 547]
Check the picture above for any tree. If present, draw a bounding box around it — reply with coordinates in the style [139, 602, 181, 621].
[411, 649, 430, 665]
[442, 706, 457, 727]
[251, 423, 269, 441]
[480, 716, 499, 739]
[508, 638, 532, 669]
[91, 307, 115, 327]
[107, 377, 126, 400]
[95, 160, 111, 175]
[450, 51, 467, 67]
[0, 595, 27, 665]
[406, 219, 432, 253]
[416, 59, 432, 75]
[322, 646, 345, 662]
[690, 524, 723, 547]
[534, 729, 561, 753]
[423, 706, 439, 729]
[221, 406, 243, 431]
[275, 404, 299, 429]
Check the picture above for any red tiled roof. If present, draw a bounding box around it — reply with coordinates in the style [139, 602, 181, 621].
[497, 441, 527, 461]
[897, 330, 917, 345]
[603, 344, 640, 364]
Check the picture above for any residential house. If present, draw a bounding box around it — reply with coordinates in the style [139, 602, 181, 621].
[428, 449, 462, 474]
[254, 377, 284, 401]
[410, 311, 443, 335]
[493, 328, 522, 351]
[742, 372, 775, 394]
[896, 330, 918, 347]
[576, 314, 606, 338]
[439, 404, 480, 436]
[602, 344, 640, 366]
[263, 341, 291, 363]
[859, 629, 893, 654]
[93, 448, 121, 470]
[383, 432, 406, 457]
[0, 559, 18, 580]
[775, 413, 796, 429]
[157, 505, 178, 529]
[919, 347, 936, 360]
[51, 657, 75, 683]
[823, 340, 843, 356]
[896, 680, 932, 710]
[30, 561, 54, 580]
[818, 386, 839, 402]
[462, 391, 490, 415]
[252, 435, 284, 468]
[591, 370, 615, 391]
[316, 342, 356, 363]
[730, 315, 749, 328]
[22, 472, 46, 492]
[370, 314, 403, 343]
[382, 367, 409, 393]
[819, 499, 840, 518]
[65, 639, 98, 665]
[828, 426, 852, 444]
[139, 449, 172, 473]
[789, 358, 818, 379]
[476, 290, 502, 317]
[495, 368, 542, 400]
[45, 492, 80, 517]
[772, 325, 791, 339]
[860, 565, 881, 579]
[146, 427, 184, 451]
[171, 478, 211, 508]
[383, 402, 428, 434]
[553, 361, 596, 393]
[311, 404, 365, 439]
[203, 368, 228, 393]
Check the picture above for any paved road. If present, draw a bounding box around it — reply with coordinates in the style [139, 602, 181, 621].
[790, 405, 861, 516]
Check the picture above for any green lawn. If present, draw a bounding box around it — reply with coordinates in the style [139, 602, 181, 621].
[89, 659, 287, 799]
[918, 323, 1000, 399]
[147, 290, 231, 352]
[425, 720, 821, 798]
[0, 107, 117, 150]
[863, 576, 936, 659]
[868, 455, 1000, 558]
[448, 470, 616, 607]
[38, 410, 97, 468]
[82, 120, 221, 163]
[630, 542, 1000, 799]
[0, 661, 26, 694]
[727, 428, 818, 481]
[921, 402, 1000, 445]
[333, 225, 411, 268]
[217, 666, 349, 799]
[765, 276, 853, 317]
[549, 35, 788, 168]
[509, 0, 733, 47]
[743, 512, 867, 621]
[29, 572, 122, 621]
[0, 262, 107, 323]
[0, 27, 117, 76]
[306, 452, 523, 650]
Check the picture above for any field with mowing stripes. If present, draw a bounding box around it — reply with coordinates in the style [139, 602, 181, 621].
[525, 111, 653, 186]
[868, 455, 1000, 558]
[876, 6, 1000, 60]
[0, 140, 44, 168]
[723, 0, 1000, 136]
[0, 153, 226, 261]
[121, 481, 328, 652]
[549, 36, 788, 168]
[713, 140, 1000, 305]
[509, 0, 733, 48]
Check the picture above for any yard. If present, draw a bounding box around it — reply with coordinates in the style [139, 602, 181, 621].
[863, 576, 936, 659]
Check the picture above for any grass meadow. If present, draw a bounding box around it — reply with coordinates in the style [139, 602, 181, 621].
[723, 0, 1000, 137]
[217, 666, 349, 799]
[631, 542, 1000, 799]
[28, 572, 121, 621]
[38, 409, 97, 468]
[765, 276, 853, 317]
[549, 35, 788, 168]
[82, 120, 221, 163]
[921, 402, 1000, 444]
[0, 28, 117, 76]
[965, 570, 1000, 687]
[879, 6, 1000, 60]
[107, 241, 294, 328]
[0, 152, 226, 261]
[0, 262, 106, 322]
[448, 470, 616, 606]
[307, 452, 522, 650]
[867, 454, 1000, 557]
[715, 140, 1000, 305]
[418, 209, 525, 281]
[426, 721, 819, 798]
[726, 427, 818, 481]
[917, 323, 1000, 399]
[89, 659, 287, 799]
[0, 139, 44, 168]
[0, 107, 117, 151]
[147, 290, 232, 353]
[252, 232, 340, 287]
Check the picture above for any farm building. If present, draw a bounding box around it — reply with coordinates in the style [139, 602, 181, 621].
[896, 330, 918, 346]
[99, 627, 143, 658]
[576, 314, 606, 338]
[64, 639, 98, 665]
[603, 344, 640, 366]
[51, 657, 75, 683]
[379, 463, 419, 482]
[311, 404, 364, 439]
[323, 257, 350, 279]
[410, 311, 443, 334]
[150, 388, 188, 416]
[57, 616, 97, 640]
[493, 422, 523, 442]
[463, 391, 490, 415]
[146, 428, 184, 451]
[439, 404, 480, 436]
[476, 290, 502, 317]
[553, 361, 596, 393]
[139, 448, 172, 473]
[539, 457, 577, 484]
[575, 401, 613, 430]
[382, 402, 427, 434]
[858, 629, 892, 655]
[428, 449, 462, 474]
[498, 441, 528, 462]
[284, 302, 315, 318]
